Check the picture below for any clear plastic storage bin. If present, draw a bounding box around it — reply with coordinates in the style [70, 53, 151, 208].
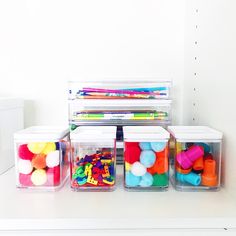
[14, 126, 70, 190]
[70, 126, 117, 191]
[69, 99, 172, 126]
[68, 79, 172, 100]
[123, 126, 170, 191]
[168, 126, 223, 191]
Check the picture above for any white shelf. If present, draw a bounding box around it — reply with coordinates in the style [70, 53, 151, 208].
[0, 166, 236, 231]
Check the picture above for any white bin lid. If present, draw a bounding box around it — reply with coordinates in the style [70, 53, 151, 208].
[0, 97, 23, 110]
[70, 126, 117, 141]
[123, 126, 170, 141]
[168, 126, 223, 141]
[14, 126, 69, 141]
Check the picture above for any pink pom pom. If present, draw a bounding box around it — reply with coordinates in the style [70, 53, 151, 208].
[19, 173, 33, 186]
[18, 144, 34, 161]
[46, 165, 61, 186]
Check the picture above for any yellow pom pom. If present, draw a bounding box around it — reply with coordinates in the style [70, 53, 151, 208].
[31, 169, 47, 186]
[42, 142, 56, 155]
[27, 142, 47, 154]
[125, 162, 132, 171]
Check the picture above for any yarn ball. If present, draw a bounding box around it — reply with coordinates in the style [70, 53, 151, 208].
[125, 162, 132, 171]
[125, 171, 141, 187]
[32, 154, 46, 169]
[47, 166, 60, 186]
[18, 144, 34, 160]
[140, 150, 156, 168]
[131, 161, 146, 176]
[153, 173, 168, 187]
[139, 172, 154, 187]
[18, 159, 33, 174]
[42, 142, 56, 155]
[19, 173, 32, 186]
[31, 169, 47, 186]
[139, 142, 151, 150]
[27, 142, 47, 154]
[150, 142, 167, 152]
[124, 142, 141, 164]
[46, 150, 60, 168]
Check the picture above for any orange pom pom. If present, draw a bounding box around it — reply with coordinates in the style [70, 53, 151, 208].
[32, 154, 46, 169]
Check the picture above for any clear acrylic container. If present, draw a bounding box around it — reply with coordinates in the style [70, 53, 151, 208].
[70, 126, 117, 191]
[123, 126, 170, 191]
[68, 79, 172, 100]
[168, 126, 223, 191]
[14, 126, 70, 190]
[69, 99, 172, 126]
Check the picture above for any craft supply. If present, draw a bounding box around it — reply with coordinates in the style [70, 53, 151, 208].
[176, 145, 204, 170]
[131, 162, 147, 176]
[124, 142, 141, 164]
[123, 126, 170, 190]
[125, 171, 141, 187]
[76, 86, 169, 99]
[70, 126, 117, 191]
[176, 172, 201, 186]
[201, 159, 217, 187]
[46, 150, 60, 168]
[139, 172, 154, 187]
[14, 126, 70, 190]
[168, 126, 223, 191]
[18, 144, 34, 160]
[140, 150, 156, 168]
[72, 110, 168, 121]
[32, 154, 46, 169]
[18, 159, 33, 174]
[31, 169, 47, 186]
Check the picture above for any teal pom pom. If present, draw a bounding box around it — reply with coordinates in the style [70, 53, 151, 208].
[139, 142, 151, 150]
[150, 142, 166, 152]
[125, 171, 141, 187]
[140, 172, 154, 187]
[140, 150, 156, 168]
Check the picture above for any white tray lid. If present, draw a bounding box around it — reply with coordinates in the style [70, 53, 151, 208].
[123, 126, 170, 141]
[0, 97, 24, 110]
[70, 126, 117, 140]
[168, 126, 223, 140]
[14, 126, 69, 140]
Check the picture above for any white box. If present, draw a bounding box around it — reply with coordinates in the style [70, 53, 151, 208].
[0, 98, 24, 174]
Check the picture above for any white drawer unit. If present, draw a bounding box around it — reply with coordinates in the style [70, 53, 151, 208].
[0, 98, 24, 174]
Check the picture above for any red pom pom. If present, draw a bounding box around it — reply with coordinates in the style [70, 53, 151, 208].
[46, 165, 61, 186]
[124, 142, 141, 164]
[18, 144, 34, 161]
[19, 173, 32, 186]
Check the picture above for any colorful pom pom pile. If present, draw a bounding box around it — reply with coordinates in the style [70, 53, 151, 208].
[71, 149, 115, 189]
[17, 142, 63, 187]
[124, 141, 168, 188]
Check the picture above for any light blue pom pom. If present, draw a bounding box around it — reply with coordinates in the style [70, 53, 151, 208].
[140, 150, 156, 168]
[140, 172, 154, 187]
[150, 142, 167, 152]
[139, 142, 151, 150]
[125, 171, 141, 187]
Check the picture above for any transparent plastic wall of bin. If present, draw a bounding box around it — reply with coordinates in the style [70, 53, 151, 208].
[14, 126, 70, 191]
[70, 126, 117, 191]
[168, 126, 223, 191]
[123, 126, 170, 191]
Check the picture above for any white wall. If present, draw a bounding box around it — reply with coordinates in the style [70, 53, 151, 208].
[0, 0, 185, 127]
[184, 0, 236, 195]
